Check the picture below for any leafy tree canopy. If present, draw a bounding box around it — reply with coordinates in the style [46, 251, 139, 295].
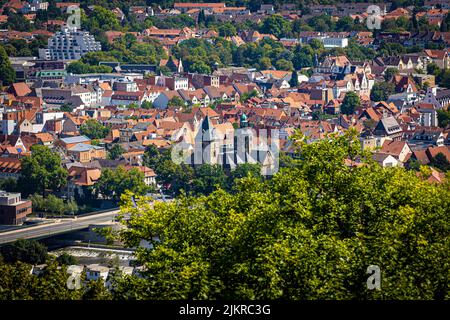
[113, 130, 450, 299]
[0, 239, 47, 265]
[340, 92, 361, 115]
[19, 145, 68, 196]
[92, 166, 149, 201]
[370, 81, 396, 102]
[79, 119, 111, 140]
[0, 44, 15, 86]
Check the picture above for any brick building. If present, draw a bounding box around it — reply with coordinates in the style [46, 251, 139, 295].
[0, 191, 32, 225]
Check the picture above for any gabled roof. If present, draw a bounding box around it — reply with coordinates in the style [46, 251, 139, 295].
[68, 166, 101, 186]
[377, 116, 402, 134]
[380, 140, 409, 157]
[34, 132, 54, 143]
[412, 149, 430, 164]
[427, 145, 450, 161]
[424, 49, 447, 60]
[0, 157, 21, 174]
[8, 82, 31, 97]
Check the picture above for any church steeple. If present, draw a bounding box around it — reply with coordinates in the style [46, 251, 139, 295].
[240, 113, 248, 128]
[201, 115, 215, 142]
[314, 53, 319, 68]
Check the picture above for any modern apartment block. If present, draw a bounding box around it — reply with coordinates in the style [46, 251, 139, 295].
[39, 27, 101, 61]
[0, 191, 32, 225]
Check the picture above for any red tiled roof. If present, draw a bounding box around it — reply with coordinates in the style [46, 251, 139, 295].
[0, 157, 22, 173]
[174, 2, 225, 8]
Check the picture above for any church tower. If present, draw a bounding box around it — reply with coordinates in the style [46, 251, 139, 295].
[194, 115, 219, 165]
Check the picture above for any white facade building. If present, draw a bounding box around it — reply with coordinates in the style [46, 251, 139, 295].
[21, 0, 49, 13]
[322, 37, 349, 48]
[39, 27, 101, 61]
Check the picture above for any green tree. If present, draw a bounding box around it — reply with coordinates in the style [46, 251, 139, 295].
[81, 51, 118, 65]
[157, 161, 194, 196]
[430, 153, 450, 172]
[217, 22, 237, 37]
[108, 144, 125, 160]
[83, 279, 112, 300]
[336, 16, 355, 32]
[240, 89, 258, 103]
[427, 63, 440, 76]
[292, 44, 314, 70]
[94, 166, 148, 201]
[168, 96, 185, 108]
[59, 103, 74, 112]
[308, 14, 335, 32]
[309, 38, 324, 51]
[260, 14, 292, 39]
[113, 130, 450, 299]
[185, 57, 212, 74]
[29, 194, 78, 216]
[67, 61, 112, 74]
[0, 261, 84, 300]
[370, 82, 396, 102]
[197, 9, 206, 26]
[0, 239, 48, 264]
[80, 119, 111, 140]
[141, 100, 154, 109]
[56, 253, 78, 266]
[275, 59, 293, 71]
[0, 44, 16, 86]
[143, 144, 164, 169]
[149, 14, 196, 29]
[228, 163, 262, 190]
[438, 69, 450, 89]
[144, 145, 194, 196]
[258, 57, 272, 70]
[340, 92, 360, 115]
[19, 145, 68, 196]
[384, 67, 399, 82]
[289, 70, 299, 87]
[6, 12, 32, 32]
[46, 194, 67, 215]
[192, 164, 227, 195]
[0, 177, 18, 192]
[437, 109, 450, 128]
[441, 13, 450, 32]
[406, 158, 421, 171]
[82, 6, 120, 32]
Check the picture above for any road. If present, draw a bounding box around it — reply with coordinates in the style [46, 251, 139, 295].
[0, 210, 120, 245]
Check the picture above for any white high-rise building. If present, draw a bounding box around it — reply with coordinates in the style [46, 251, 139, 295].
[39, 27, 101, 61]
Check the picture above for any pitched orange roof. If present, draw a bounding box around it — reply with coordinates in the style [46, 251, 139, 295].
[380, 140, 408, 157]
[0, 157, 22, 174]
[34, 132, 54, 143]
[9, 82, 31, 97]
[68, 167, 101, 186]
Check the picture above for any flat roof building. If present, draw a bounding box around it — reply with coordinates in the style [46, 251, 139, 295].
[0, 191, 32, 225]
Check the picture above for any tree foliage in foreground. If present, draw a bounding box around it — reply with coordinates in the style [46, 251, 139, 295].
[113, 130, 449, 300]
[0, 239, 47, 265]
[0, 260, 111, 300]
